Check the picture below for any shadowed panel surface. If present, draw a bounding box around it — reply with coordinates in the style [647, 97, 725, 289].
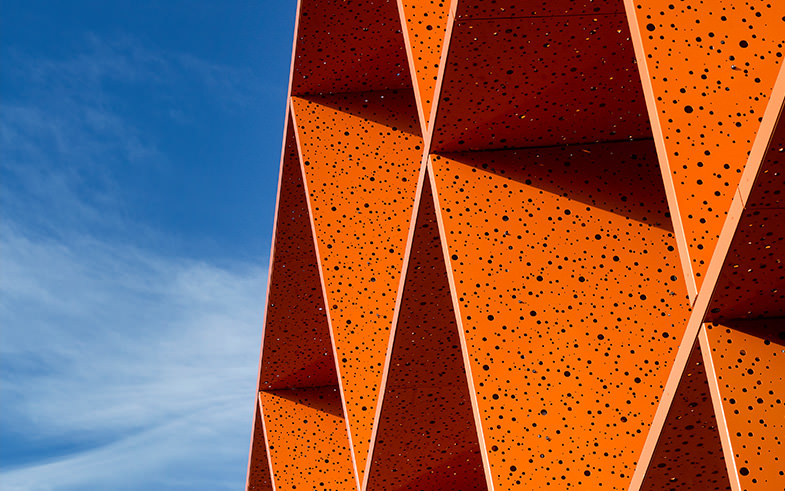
[640, 341, 731, 491]
[367, 177, 486, 491]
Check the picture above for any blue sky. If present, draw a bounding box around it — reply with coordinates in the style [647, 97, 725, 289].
[1, 2, 296, 489]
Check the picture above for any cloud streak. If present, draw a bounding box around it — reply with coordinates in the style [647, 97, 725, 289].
[0, 220, 266, 490]
[1, 32, 269, 490]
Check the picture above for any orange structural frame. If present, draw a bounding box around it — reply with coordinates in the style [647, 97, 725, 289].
[247, 1, 785, 490]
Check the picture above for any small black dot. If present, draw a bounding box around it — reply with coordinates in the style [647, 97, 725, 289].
[646, 23, 656, 31]
[684, 105, 694, 113]
[739, 40, 749, 48]
[740, 467, 749, 476]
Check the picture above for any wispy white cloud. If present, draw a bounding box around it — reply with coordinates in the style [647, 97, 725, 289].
[1, 32, 269, 490]
[0, 221, 265, 490]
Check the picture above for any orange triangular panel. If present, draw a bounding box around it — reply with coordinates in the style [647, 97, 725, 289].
[627, 0, 785, 288]
[366, 177, 487, 491]
[399, 0, 451, 129]
[429, 142, 692, 490]
[292, 90, 423, 476]
[260, 388, 356, 491]
[703, 320, 785, 490]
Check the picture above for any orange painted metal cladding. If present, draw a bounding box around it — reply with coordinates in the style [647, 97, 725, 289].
[430, 144, 692, 490]
[247, 0, 785, 490]
[366, 178, 486, 491]
[258, 119, 336, 392]
[639, 341, 732, 491]
[627, 0, 785, 289]
[291, 90, 423, 477]
[260, 388, 356, 490]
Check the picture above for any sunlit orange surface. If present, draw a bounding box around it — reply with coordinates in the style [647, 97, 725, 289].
[247, 1, 785, 490]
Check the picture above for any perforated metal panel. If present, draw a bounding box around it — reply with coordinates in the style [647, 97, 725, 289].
[365, 177, 486, 491]
[639, 341, 732, 491]
[430, 143, 691, 490]
[247, 1, 785, 490]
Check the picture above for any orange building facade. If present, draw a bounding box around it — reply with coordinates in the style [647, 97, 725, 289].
[247, 1, 785, 490]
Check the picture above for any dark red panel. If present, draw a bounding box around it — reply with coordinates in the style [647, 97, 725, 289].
[367, 178, 486, 491]
[455, 0, 625, 19]
[746, 107, 785, 209]
[640, 341, 731, 491]
[431, 13, 650, 152]
[258, 120, 337, 391]
[706, 208, 785, 321]
[293, 0, 411, 95]
[247, 405, 274, 491]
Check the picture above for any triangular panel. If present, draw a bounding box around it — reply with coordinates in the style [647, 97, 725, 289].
[626, 0, 785, 288]
[704, 320, 785, 490]
[259, 117, 336, 391]
[398, 0, 451, 129]
[292, 0, 411, 96]
[640, 341, 732, 491]
[246, 405, 274, 491]
[430, 3, 650, 152]
[366, 176, 487, 491]
[260, 388, 356, 491]
[292, 90, 423, 476]
[429, 141, 692, 490]
[454, 1, 625, 19]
